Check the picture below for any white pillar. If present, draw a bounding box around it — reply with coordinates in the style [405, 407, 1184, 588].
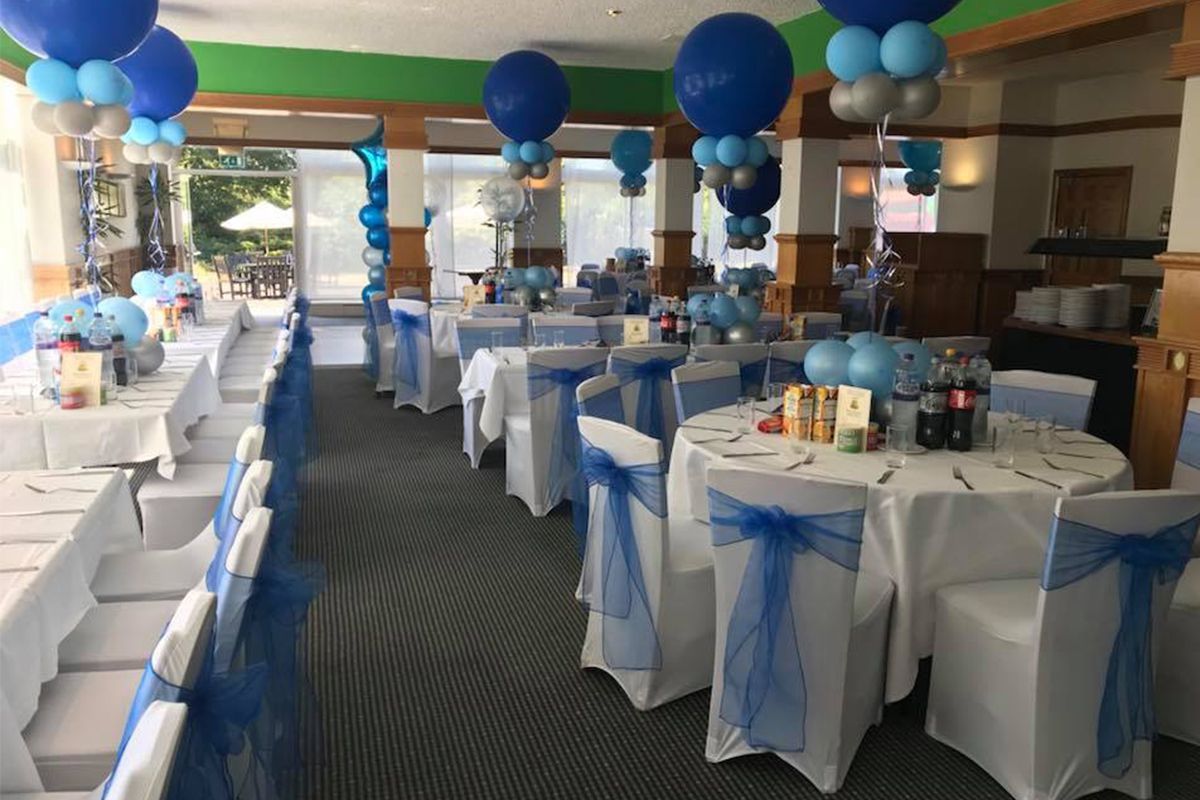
[777, 137, 839, 236]
[386, 148, 426, 229]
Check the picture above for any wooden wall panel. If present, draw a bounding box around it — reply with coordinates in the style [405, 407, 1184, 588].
[978, 269, 1044, 341]
[387, 226, 430, 300]
[650, 230, 695, 298]
[511, 247, 564, 269]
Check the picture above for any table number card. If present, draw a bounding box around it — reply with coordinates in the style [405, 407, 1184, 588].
[462, 284, 487, 309]
[60, 352, 103, 407]
[624, 317, 649, 344]
[835, 385, 872, 431]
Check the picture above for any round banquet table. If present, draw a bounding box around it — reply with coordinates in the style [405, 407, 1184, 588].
[666, 404, 1134, 703]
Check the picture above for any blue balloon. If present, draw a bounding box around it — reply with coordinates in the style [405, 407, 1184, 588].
[49, 297, 95, 332]
[482, 50, 571, 143]
[541, 142, 556, 163]
[692, 135, 718, 167]
[740, 215, 771, 237]
[686, 293, 713, 317]
[718, 156, 781, 217]
[847, 330, 887, 350]
[817, 0, 963, 35]
[898, 139, 943, 174]
[715, 135, 748, 168]
[26, 59, 79, 104]
[893, 340, 935, 375]
[805, 340, 854, 386]
[130, 270, 164, 297]
[519, 140, 543, 164]
[880, 21, 941, 79]
[524, 266, 551, 290]
[745, 137, 770, 168]
[115, 26, 198, 121]
[366, 226, 390, 249]
[735, 296, 761, 325]
[610, 129, 652, 175]
[367, 266, 386, 288]
[630, 174, 647, 189]
[359, 204, 387, 228]
[97, 296, 148, 344]
[424, 207, 433, 228]
[927, 35, 948, 77]
[848, 341, 900, 397]
[127, 116, 159, 146]
[709, 294, 740, 329]
[725, 216, 741, 235]
[673, 13, 794, 139]
[157, 119, 186, 146]
[0, 0, 158, 67]
[369, 185, 388, 208]
[75, 59, 129, 105]
[384, 249, 391, 266]
[165, 272, 196, 294]
[503, 267, 526, 287]
[826, 26, 883, 82]
[362, 284, 378, 303]
[501, 141, 521, 163]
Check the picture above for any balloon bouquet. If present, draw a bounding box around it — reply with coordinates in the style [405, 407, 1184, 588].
[352, 121, 391, 300]
[899, 139, 942, 197]
[610, 130, 652, 268]
[805, 333, 934, 417]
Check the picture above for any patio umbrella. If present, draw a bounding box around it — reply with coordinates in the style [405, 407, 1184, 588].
[220, 200, 293, 253]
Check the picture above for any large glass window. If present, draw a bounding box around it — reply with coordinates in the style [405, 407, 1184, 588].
[692, 185, 779, 272]
[878, 167, 938, 232]
[562, 158, 655, 267]
[0, 78, 33, 315]
[424, 153, 509, 298]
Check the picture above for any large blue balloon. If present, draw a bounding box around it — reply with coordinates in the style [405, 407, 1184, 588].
[97, 297, 148, 344]
[116, 26, 198, 121]
[735, 296, 761, 325]
[610, 130, 652, 175]
[709, 294, 740, 329]
[131, 270, 165, 297]
[848, 341, 900, 397]
[673, 13, 794, 139]
[524, 266, 552, 291]
[818, 0, 963, 35]
[717, 156, 781, 217]
[898, 140, 943, 174]
[482, 50, 571, 143]
[0, 0, 158, 67]
[847, 330, 887, 350]
[805, 340, 854, 386]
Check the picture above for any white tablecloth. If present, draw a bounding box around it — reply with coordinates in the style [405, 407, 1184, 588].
[667, 406, 1133, 703]
[458, 347, 529, 443]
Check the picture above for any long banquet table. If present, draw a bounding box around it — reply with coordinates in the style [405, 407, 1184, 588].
[667, 404, 1133, 703]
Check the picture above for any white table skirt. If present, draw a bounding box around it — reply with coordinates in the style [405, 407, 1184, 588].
[458, 347, 530, 443]
[666, 406, 1133, 703]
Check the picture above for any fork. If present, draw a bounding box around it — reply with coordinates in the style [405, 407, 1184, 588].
[785, 452, 817, 471]
[1042, 457, 1104, 479]
[953, 466, 975, 491]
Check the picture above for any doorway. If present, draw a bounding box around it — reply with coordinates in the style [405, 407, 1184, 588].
[1046, 166, 1132, 286]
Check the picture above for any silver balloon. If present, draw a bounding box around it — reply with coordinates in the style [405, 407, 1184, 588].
[537, 287, 557, 308]
[31, 102, 59, 134]
[637, 187, 647, 197]
[723, 321, 756, 345]
[728, 234, 750, 250]
[528, 161, 549, 180]
[851, 73, 902, 122]
[91, 104, 131, 138]
[731, 165, 758, 190]
[511, 285, 537, 307]
[479, 176, 527, 223]
[123, 143, 151, 165]
[921, 184, 937, 197]
[829, 80, 866, 123]
[619, 186, 632, 198]
[702, 163, 731, 189]
[362, 246, 386, 268]
[748, 235, 767, 251]
[907, 184, 922, 196]
[893, 76, 942, 121]
[147, 142, 176, 163]
[129, 335, 165, 376]
[54, 101, 95, 137]
[692, 324, 722, 346]
[507, 161, 530, 180]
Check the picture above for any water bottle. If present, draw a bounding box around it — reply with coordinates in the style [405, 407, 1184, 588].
[890, 353, 920, 433]
[970, 353, 992, 443]
[109, 314, 128, 387]
[33, 310, 59, 399]
[191, 281, 205, 325]
[88, 312, 115, 403]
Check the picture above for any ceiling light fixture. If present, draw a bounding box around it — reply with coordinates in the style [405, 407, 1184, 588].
[606, 8, 623, 18]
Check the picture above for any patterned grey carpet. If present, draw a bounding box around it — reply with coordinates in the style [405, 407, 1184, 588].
[295, 367, 1200, 799]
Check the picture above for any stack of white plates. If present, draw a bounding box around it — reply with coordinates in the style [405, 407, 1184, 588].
[1027, 287, 1062, 324]
[1013, 291, 1035, 320]
[1093, 283, 1131, 329]
[1058, 286, 1105, 328]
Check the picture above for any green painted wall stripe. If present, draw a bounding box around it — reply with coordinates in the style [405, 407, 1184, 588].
[1, 0, 1085, 116]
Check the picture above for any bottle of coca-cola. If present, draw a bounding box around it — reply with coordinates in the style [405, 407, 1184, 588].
[916, 354, 950, 449]
[948, 355, 977, 452]
[659, 299, 673, 343]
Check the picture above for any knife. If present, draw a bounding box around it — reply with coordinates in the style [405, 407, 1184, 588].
[877, 469, 896, 484]
[1014, 470, 1064, 490]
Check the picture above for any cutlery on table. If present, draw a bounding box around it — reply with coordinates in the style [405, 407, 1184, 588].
[23, 483, 95, 495]
[953, 466, 975, 491]
[723, 451, 779, 460]
[0, 566, 40, 574]
[1014, 470, 1064, 490]
[877, 469, 896, 485]
[1053, 451, 1124, 461]
[681, 424, 734, 434]
[1041, 457, 1104, 479]
[785, 453, 817, 471]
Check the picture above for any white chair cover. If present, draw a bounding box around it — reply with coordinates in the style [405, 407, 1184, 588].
[576, 417, 715, 710]
[456, 319, 524, 469]
[694, 343, 769, 399]
[184, 369, 277, 451]
[101, 701, 188, 800]
[209, 507, 272, 672]
[558, 287, 593, 307]
[608, 345, 687, 453]
[531, 317, 599, 346]
[390, 298, 461, 414]
[671, 361, 741, 423]
[575, 374, 625, 425]
[369, 292, 394, 394]
[926, 490, 1200, 800]
[991, 370, 1097, 431]
[766, 341, 819, 387]
[753, 312, 785, 343]
[704, 467, 892, 793]
[922, 335, 990, 357]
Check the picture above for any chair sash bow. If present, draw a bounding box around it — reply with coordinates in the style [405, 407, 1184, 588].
[611, 355, 685, 442]
[739, 358, 768, 398]
[391, 309, 430, 401]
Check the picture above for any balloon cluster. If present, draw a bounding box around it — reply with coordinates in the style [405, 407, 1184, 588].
[614, 247, 645, 263]
[611, 130, 651, 198]
[26, 58, 134, 140]
[717, 156, 781, 251]
[803, 333, 935, 400]
[117, 26, 197, 165]
[352, 123, 390, 291]
[484, 50, 570, 181]
[501, 266, 556, 309]
[821, 0, 961, 123]
[673, 13, 793, 193]
[688, 290, 763, 345]
[899, 139, 942, 197]
[501, 139, 556, 181]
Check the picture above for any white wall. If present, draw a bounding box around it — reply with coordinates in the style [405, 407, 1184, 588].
[1169, 76, 1200, 253]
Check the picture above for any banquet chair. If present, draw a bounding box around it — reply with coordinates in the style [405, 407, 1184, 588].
[694, 343, 769, 400]
[594, 274, 621, 307]
[767, 341, 819, 387]
[609, 345, 687, 451]
[89, 459, 273, 603]
[753, 311, 785, 344]
[178, 368, 278, 465]
[672, 361, 741, 423]
[991, 370, 1097, 431]
[456, 318, 523, 469]
[799, 312, 842, 341]
[530, 316, 599, 346]
[576, 374, 626, 424]
[558, 287, 593, 308]
[922, 335, 990, 358]
[1159, 398, 1200, 745]
[571, 301, 614, 318]
[576, 268, 600, 289]
[391, 298, 461, 414]
[926, 490, 1200, 800]
[577, 417, 715, 710]
[704, 467, 893, 793]
[21, 591, 217, 791]
[505, 347, 608, 517]
[370, 292, 395, 397]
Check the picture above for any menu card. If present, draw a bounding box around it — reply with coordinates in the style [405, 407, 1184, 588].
[835, 385, 871, 436]
[623, 317, 649, 344]
[60, 352, 103, 407]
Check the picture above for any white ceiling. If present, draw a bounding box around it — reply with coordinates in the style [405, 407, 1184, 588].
[158, 0, 818, 70]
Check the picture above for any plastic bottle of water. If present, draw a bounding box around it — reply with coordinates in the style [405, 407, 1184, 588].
[87, 312, 115, 404]
[109, 314, 128, 387]
[33, 310, 59, 398]
[891, 353, 920, 433]
[970, 353, 992, 442]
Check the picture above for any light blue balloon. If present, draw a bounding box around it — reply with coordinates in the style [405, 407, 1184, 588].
[117, 77, 134, 105]
[735, 296, 761, 325]
[825, 26, 883, 82]
[49, 297, 95, 332]
[745, 136, 770, 168]
[686, 293, 712, 317]
[893, 339, 934, 375]
[26, 58, 80, 104]
[165, 272, 196, 294]
[503, 267, 526, 287]
[848, 341, 901, 397]
[725, 216, 742, 235]
[75, 59, 128, 105]
[880, 21, 941, 79]
[540, 141, 556, 163]
[157, 120, 186, 146]
[130, 269, 164, 297]
[709, 294, 739, 329]
[97, 296, 148, 344]
[805, 340, 854, 386]
[128, 116, 159, 146]
[519, 140, 543, 164]
[691, 135, 718, 167]
[524, 266, 551, 290]
[847, 330, 887, 350]
[501, 141, 521, 163]
[716, 135, 748, 168]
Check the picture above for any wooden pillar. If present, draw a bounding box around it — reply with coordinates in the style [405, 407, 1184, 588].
[384, 114, 431, 300]
[649, 120, 698, 298]
[1131, 0, 1200, 487]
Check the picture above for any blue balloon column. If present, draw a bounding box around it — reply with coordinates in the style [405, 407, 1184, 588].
[116, 25, 197, 165]
[899, 139, 942, 197]
[485, 51, 570, 182]
[352, 122, 390, 293]
[611, 130, 651, 198]
[717, 156, 781, 252]
[674, 13, 793, 193]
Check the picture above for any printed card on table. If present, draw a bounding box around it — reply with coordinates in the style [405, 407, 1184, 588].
[835, 385, 872, 432]
[624, 318, 649, 345]
[60, 352, 103, 407]
[462, 284, 487, 309]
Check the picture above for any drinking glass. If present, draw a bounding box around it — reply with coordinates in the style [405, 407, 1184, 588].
[490, 331, 504, 353]
[767, 382, 786, 412]
[534, 333, 547, 349]
[736, 395, 756, 434]
[553, 330, 565, 348]
[886, 425, 910, 468]
[1035, 415, 1057, 454]
[993, 422, 1018, 469]
[3, 384, 34, 415]
[126, 355, 139, 387]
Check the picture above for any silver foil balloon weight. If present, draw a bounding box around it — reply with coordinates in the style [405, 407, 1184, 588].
[892, 76, 942, 121]
[748, 235, 767, 251]
[511, 285, 537, 307]
[851, 73, 901, 122]
[130, 335, 165, 375]
[730, 165, 758, 190]
[703, 163, 731, 189]
[722, 321, 756, 345]
[619, 186, 632, 197]
[537, 287, 557, 308]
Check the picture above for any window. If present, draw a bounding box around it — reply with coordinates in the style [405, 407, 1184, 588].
[424, 153, 510, 298]
[562, 158, 655, 268]
[692, 185, 779, 272]
[0, 78, 33, 314]
[878, 167, 938, 233]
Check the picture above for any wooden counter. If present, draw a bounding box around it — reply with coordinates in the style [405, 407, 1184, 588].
[1001, 316, 1136, 347]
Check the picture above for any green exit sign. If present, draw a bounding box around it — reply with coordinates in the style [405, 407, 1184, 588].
[219, 153, 244, 169]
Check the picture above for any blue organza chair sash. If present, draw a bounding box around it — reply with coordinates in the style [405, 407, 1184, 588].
[580, 442, 665, 670]
[390, 309, 430, 401]
[707, 488, 865, 752]
[578, 385, 625, 425]
[737, 358, 768, 398]
[610, 354, 686, 441]
[768, 355, 806, 386]
[369, 296, 391, 328]
[1040, 513, 1198, 778]
[992, 384, 1090, 430]
[1177, 411, 1200, 470]
[362, 299, 378, 380]
[676, 373, 742, 420]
